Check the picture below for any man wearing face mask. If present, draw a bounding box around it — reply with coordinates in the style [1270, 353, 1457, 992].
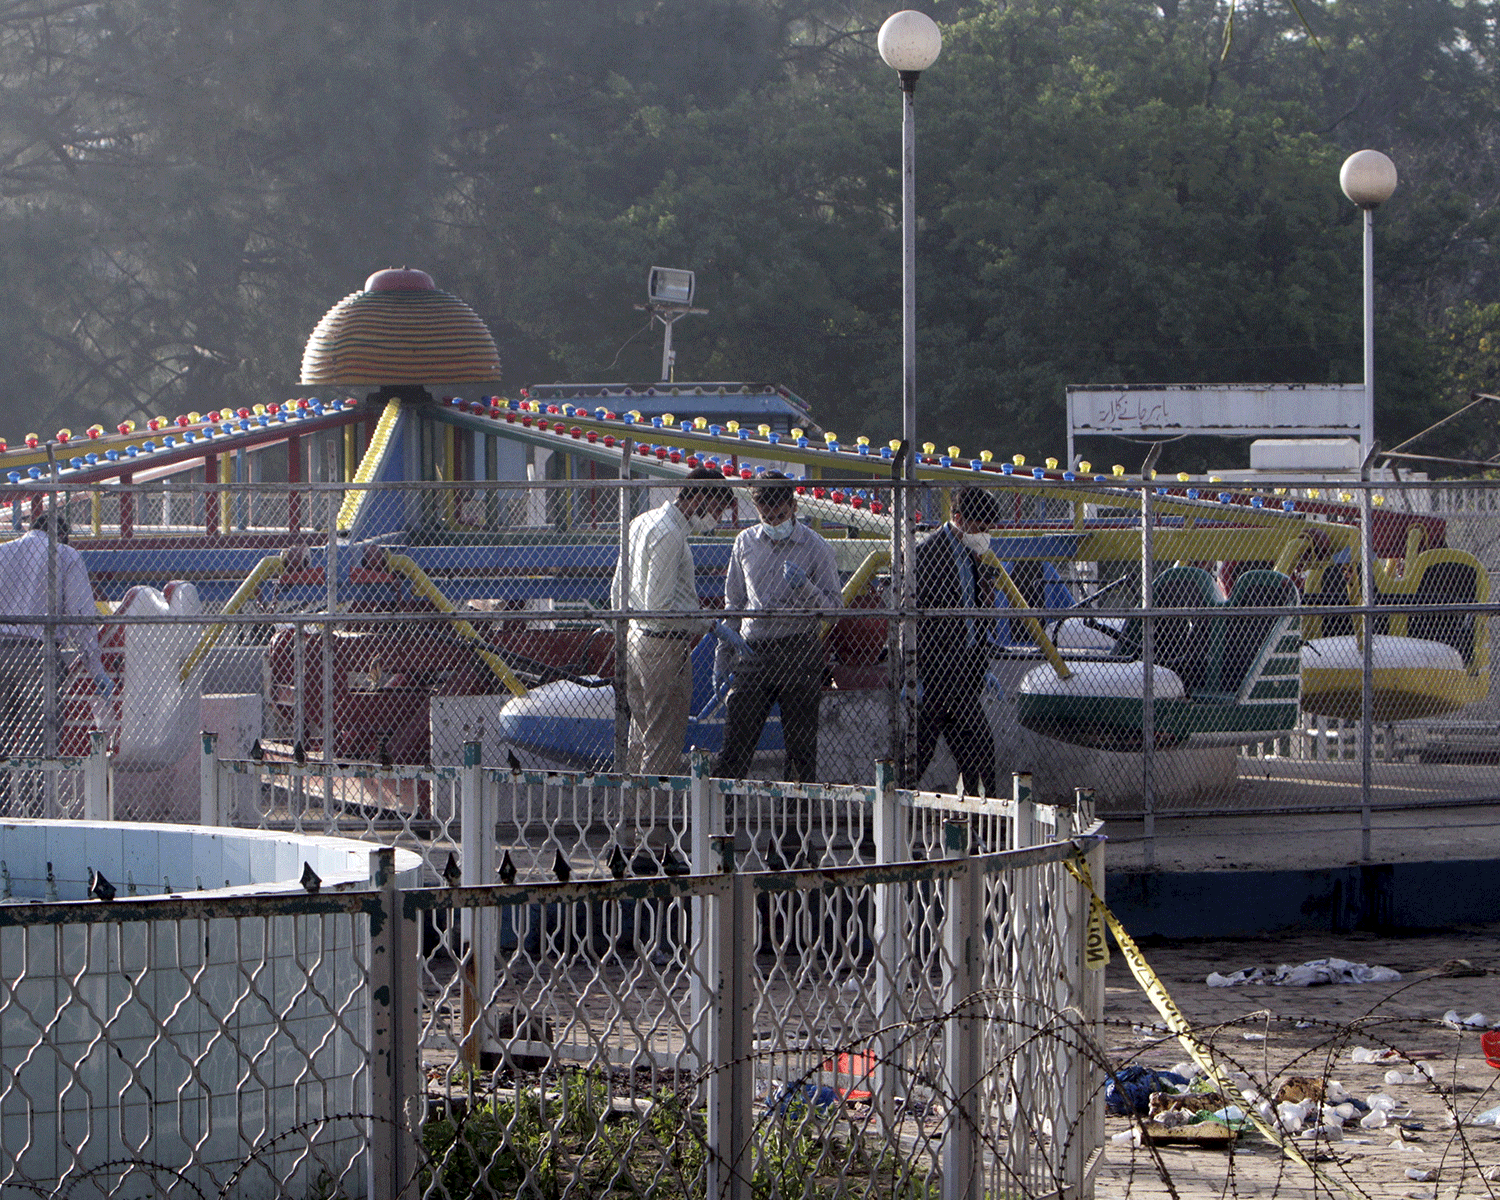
[712, 471, 842, 783]
[907, 486, 1004, 795]
[611, 467, 734, 775]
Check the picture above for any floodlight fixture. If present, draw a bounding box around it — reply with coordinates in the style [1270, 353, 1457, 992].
[648, 267, 696, 308]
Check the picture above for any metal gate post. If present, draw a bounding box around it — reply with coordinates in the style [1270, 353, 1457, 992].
[873, 759, 902, 1128]
[460, 740, 496, 1064]
[368, 847, 420, 1200]
[690, 749, 717, 1077]
[198, 731, 220, 826]
[942, 819, 982, 1200]
[705, 836, 751, 1200]
[85, 729, 111, 821]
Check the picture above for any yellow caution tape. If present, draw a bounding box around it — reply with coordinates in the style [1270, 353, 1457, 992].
[1065, 853, 1363, 1199]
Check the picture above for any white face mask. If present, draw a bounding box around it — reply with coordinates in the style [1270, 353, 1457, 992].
[760, 518, 795, 541]
[688, 512, 718, 535]
[961, 530, 991, 555]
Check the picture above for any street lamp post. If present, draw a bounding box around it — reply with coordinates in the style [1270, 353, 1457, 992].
[879, 10, 942, 468]
[1340, 150, 1397, 461]
[1340, 149, 1396, 863]
[879, 10, 942, 791]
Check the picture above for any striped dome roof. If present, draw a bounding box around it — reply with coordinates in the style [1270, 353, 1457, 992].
[300, 269, 502, 387]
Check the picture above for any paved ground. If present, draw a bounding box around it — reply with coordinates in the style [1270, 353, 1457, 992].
[1097, 923, 1500, 1198]
[1103, 760, 1500, 872]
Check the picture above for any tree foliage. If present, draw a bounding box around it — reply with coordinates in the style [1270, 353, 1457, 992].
[0, 0, 1495, 471]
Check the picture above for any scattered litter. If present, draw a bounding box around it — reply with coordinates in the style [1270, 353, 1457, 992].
[768, 1082, 842, 1113]
[1110, 1129, 1140, 1147]
[1466, 1103, 1500, 1126]
[1443, 1010, 1490, 1029]
[1276, 1077, 1324, 1104]
[1105, 1066, 1189, 1116]
[1350, 1046, 1402, 1063]
[1384, 1066, 1434, 1086]
[1359, 1108, 1388, 1130]
[1276, 1100, 1311, 1133]
[1367, 1093, 1399, 1111]
[1242, 1032, 1266, 1041]
[1207, 958, 1400, 987]
[1440, 958, 1486, 977]
[1405, 1167, 1437, 1182]
[1485, 1164, 1500, 1181]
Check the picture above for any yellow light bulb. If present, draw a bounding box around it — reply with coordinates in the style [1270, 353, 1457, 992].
[1373, 494, 1385, 506]
[758, 424, 771, 437]
[856, 435, 870, 446]
[1077, 460, 1090, 473]
[726, 421, 740, 433]
[889, 439, 902, 452]
[661, 413, 675, 426]
[1045, 457, 1058, 470]
[1308, 489, 1321, 499]
[188, 412, 201, 424]
[923, 442, 935, 455]
[1339, 491, 1353, 503]
[825, 432, 837, 444]
[1177, 472, 1191, 483]
[693, 416, 707, 429]
[1112, 465, 1125, 477]
[981, 450, 994, 463]
[1012, 454, 1026, 467]
[1273, 487, 1287, 496]
[629, 410, 642, 422]
[791, 428, 804, 440]
[253, 404, 266, 416]
[948, 445, 961, 458]
[1208, 476, 1222, 484]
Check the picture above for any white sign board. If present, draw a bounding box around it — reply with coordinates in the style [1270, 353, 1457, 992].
[1067, 384, 1365, 438]
[1066, 383, 1369, 471]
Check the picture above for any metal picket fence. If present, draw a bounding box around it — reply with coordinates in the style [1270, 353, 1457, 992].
[0, 470, 1496, 861]
[0, 766, 1105, 1200]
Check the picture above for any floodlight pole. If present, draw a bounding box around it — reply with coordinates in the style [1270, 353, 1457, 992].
[636, 303, 709, 383]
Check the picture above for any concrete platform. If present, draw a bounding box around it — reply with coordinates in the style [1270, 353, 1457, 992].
[1101, 758, 1500, 938]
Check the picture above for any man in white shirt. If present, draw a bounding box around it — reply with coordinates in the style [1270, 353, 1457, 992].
[0, 512, 112, 773]
[610, 467, 734, 775]
[712, 472, 842, 783]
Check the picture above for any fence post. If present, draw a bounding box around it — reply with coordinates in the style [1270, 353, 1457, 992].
[460, 741, 495, 1064]
[690, 749, 716, 1077]
[873, 759, 902, 1129]
[1139, 480, 1156, 868]
[1013, 771, 1035, 850]
[85, 729, 110, 821]
[199, 731, 221, 827]
[1078, 830, 1107, 1198]
[705, 834, 751, 1200]
[368, 846, 420, 1200]
[614, 439, 633, 772]
[942, 818, 982, 1200]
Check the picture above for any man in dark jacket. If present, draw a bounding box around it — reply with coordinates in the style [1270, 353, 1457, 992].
[907, 486, 1004, 795]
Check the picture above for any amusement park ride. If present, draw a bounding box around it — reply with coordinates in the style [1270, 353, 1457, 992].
[0, 268, 1487, 788]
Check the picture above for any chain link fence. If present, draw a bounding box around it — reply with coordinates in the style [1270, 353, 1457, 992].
[0, 474, 1493, 854]
[0, 775, 1104, 1200]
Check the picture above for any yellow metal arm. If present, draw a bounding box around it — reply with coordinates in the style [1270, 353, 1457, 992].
[178, 554, 288, 683]
[384, 552, 529, 698]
